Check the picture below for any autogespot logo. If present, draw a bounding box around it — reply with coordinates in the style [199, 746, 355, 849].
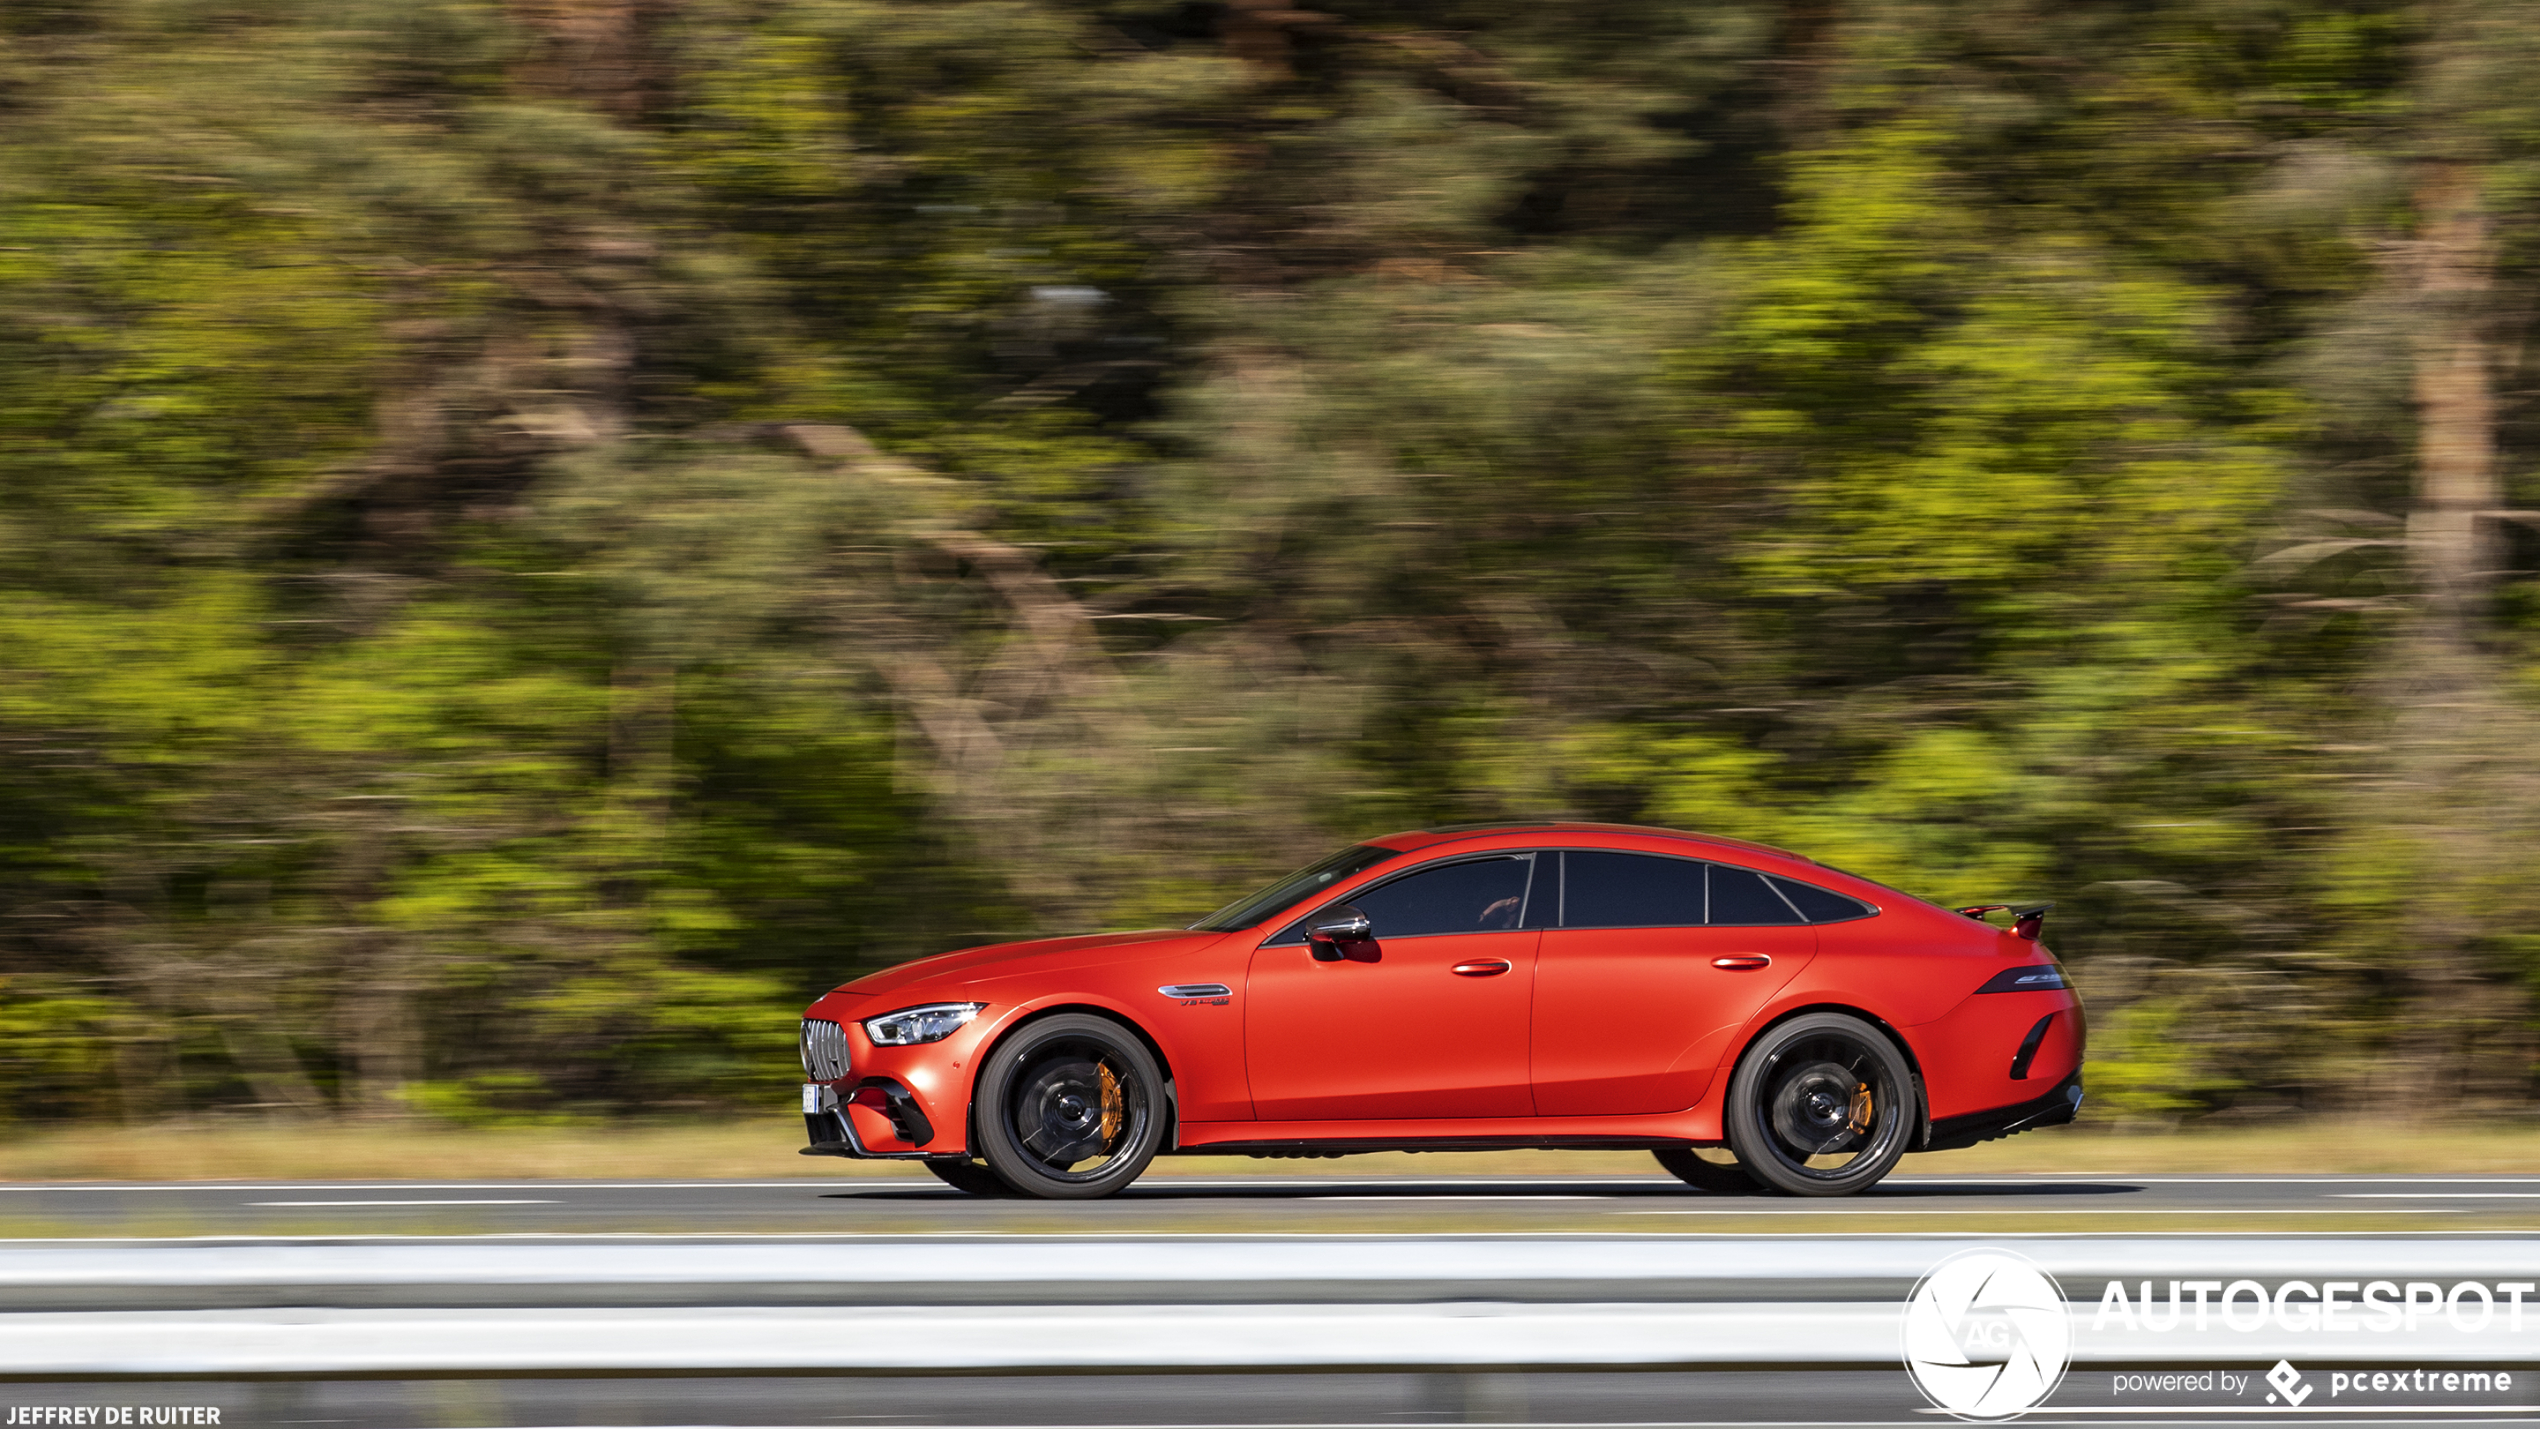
[1904, 1248, 2074, 1421]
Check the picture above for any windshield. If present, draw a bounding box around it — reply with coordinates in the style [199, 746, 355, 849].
[1189, 844, 1401, 932]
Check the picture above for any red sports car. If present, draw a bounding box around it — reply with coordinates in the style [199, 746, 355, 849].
[798, 822, 2084, 1198]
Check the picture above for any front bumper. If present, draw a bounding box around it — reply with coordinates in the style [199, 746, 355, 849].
[801, 1080, 939, 1159]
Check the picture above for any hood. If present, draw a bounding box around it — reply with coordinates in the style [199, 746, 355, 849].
[833, 928, 1223, 1002]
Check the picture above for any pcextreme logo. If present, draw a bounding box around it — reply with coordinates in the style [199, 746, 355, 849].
[1904, 1248, 2074, 1421]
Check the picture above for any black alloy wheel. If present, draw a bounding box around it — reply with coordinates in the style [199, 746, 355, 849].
[1722, 1011, 1914, 1197]
[922, 1157, 1012, 1195]
[1651, 1146, 1761, 1193]
[975, 1013, 1165, 1199]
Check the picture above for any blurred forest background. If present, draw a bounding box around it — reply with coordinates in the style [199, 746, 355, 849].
[4, 0, 2539, 1132]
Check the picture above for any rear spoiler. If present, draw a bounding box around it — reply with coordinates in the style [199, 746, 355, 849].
[1955, 901, 2054, 942]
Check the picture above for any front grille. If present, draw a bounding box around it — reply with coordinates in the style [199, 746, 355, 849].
[800, 1018, 848, 1081]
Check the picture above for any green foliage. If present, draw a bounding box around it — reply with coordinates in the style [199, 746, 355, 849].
[2, 0, 2539, 1126]
[2082, 998, 2228, 1123]
[0, 979, 126, 1125]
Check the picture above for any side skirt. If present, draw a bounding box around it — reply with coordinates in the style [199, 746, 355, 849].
[1169, 1115, 1721, 1157]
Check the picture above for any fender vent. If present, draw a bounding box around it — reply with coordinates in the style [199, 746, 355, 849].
[2009, 1013, 2054, 1081]
[800, 1019, 848, 1081]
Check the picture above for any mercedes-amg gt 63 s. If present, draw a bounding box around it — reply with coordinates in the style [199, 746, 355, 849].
[798, 823, 2084, 1198]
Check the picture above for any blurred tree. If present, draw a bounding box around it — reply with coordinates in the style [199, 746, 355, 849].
[1, 0, 2537, 1125]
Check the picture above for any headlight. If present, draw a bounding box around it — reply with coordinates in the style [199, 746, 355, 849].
[863, 1002, 986, 1046]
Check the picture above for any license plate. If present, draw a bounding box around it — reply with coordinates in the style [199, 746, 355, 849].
[801, 1084, 821, 1114]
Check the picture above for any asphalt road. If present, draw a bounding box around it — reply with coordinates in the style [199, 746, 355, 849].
[4, 1171, 2539, 1237]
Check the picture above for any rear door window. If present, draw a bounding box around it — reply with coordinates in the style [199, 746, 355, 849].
[1560, 851, 1707, 928]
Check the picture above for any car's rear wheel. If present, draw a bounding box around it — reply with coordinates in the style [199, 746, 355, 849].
[975, 1013, 1164, 1200]
[1723, 1012, 1913, 1197]
[1651, 1146, 1761, 1193]
[922, 1157, 1011, 1195]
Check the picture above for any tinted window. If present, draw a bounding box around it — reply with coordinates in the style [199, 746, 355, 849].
[1708, 866, 1805, 925]
[1769, 875, 1875, 923]
[1350, 856, 1535, 939]
[1194, 844, 1399, 931]
[1562, 851, 1707, 929]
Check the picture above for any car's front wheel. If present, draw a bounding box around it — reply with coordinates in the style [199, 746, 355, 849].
[1723, 1012, 1914, 1197]
[975, 1013, 1165, 1200]
[922, 1157, 1012, 1195]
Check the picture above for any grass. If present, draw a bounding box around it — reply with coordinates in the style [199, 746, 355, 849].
[0, 1113, 2534, 1182]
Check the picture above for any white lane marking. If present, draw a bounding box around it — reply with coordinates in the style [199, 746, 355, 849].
[2337, 1192, 2540, 1199]
[1308, 1195, 1609, 1202]
[0, 1227, 2522, 1244]
[1628, 1207, 2464, 1216]
[0, 1182, 891, 1194]
[1971, 1177, 2540, 1192]
[246, 1199, 559, 1207]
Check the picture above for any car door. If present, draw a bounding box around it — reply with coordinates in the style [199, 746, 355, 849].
[1245, 852, 1541, 1120]
[1530, 851, 1819, 1116]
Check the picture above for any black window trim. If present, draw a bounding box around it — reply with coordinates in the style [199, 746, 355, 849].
[1763, 870, 1882, 926]
[1550, 847, 1882, 929]
[1261, 850, 1542, 947]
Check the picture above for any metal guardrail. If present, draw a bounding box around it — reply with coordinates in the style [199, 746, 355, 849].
[1, 1238, 2533, 1377]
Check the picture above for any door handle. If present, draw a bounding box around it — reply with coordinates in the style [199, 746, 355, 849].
[1711, 955, 1771, 971]
[1450, 959, 1513, 977]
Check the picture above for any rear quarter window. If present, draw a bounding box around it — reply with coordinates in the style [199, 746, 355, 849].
[1707, 865, 1806, 925]
[1768, 874, 1878, 923]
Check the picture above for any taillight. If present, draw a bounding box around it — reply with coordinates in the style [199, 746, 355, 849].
[2010, 901, 2053, 941]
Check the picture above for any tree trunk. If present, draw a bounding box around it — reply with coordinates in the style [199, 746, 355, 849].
[2406, 162, 2502, 632]
[2381, 160, 2535, 1110]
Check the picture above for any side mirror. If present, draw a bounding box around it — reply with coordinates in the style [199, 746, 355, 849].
[1305, 904, 1372, 962]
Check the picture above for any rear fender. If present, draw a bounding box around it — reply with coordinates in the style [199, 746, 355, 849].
[1718, 1000, 1933, 1148]
[1911, 986, 2084, 1122]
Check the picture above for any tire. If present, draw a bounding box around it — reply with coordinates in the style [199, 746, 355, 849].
[1722, 1012, 1914, 1197]
[974, 1013, 1165, 1200]
[1651, 1146, 1761, 1193]
[923, 1158, 1012, 1195]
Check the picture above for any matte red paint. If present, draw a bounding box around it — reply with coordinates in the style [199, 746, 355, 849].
[799, 824, 2083, 1166]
